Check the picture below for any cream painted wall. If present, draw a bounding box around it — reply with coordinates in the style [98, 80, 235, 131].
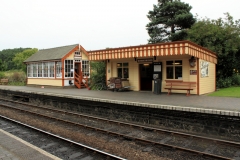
[66, 51, 74, 59]
[129, 60, 139, 91]
[199, 60, 216, 95]
[106, 62, 112, 80]
[159, 55, 197, 94]
[107, 55, 199, 93]
[107, 59, 140, 91]
[65, 49, 89, 60]
[28, 79, 62, 86]
[82, 52, 88, 60]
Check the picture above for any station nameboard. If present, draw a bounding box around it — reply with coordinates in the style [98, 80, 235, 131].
[137, 58, 153, 63]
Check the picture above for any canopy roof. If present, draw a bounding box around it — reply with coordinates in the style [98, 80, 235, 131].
[88, 41, 217, 64]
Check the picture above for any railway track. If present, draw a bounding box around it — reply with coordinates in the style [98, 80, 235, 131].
[0, 115, 125, 160]
[1, 98, 240, 159]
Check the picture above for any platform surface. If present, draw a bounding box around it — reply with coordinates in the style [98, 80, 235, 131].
[0, 129, 61, 160]
[1, 85, 240, 116]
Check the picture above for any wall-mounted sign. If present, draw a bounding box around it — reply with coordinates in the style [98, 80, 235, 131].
[154, 65, 161, 72]
[190, 70, 197, 75]
[153, 62, 162, 72]
[137, 58, 153, 63]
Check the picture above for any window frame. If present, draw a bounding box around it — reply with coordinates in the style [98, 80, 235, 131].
[27, 64, 33, 78]
[27, 62, 57, 78]
[166, 60, 183, 80]
[65, 60, 74, 78]
[117, 62, 129, 79]
[56, 62, 62, 78]
[82, 60, 90, 77]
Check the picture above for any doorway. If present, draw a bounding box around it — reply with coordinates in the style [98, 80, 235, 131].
[139, 63, 153, 91]
[75, 63, 81, 75]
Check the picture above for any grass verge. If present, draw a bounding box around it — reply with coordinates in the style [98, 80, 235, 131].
[208, 87, 240, 98]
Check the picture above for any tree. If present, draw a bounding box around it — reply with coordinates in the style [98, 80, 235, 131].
[90, 61, 107, 90]
[187, 13, 240, 80]
[13, 48, 38, 72]
[0, 48, 29, 71]
[146, 0, 195, 43]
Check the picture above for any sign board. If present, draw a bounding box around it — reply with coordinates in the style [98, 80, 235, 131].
[154, 65, 161, 72]
[137, 58, 153, 63]
[190, 70, 197, 75]
[153, 62, 162, 72]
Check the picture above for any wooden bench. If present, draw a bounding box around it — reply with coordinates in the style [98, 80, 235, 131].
[165, 80, 196, 96]
[0, 79, 8, 85]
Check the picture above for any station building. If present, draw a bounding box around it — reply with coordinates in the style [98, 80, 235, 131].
[24, 44, 90, 89]
[25, 40, 217, 95]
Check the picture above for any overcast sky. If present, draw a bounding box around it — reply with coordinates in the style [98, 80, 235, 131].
[0, 0, 239, 51]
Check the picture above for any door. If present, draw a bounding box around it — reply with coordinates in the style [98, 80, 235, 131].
[139, 63, 153, 91]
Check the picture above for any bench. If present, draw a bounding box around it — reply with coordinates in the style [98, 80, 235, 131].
[0, 79, 8, 85]
[107, 79, 132, 92]
[165, 80, 196, 96]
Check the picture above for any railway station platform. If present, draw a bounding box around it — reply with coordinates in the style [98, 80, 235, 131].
[0, 129, 60, 160]
[0, 86, 240, 116]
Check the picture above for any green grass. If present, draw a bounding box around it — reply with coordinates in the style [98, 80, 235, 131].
[208, 87, 240, 98]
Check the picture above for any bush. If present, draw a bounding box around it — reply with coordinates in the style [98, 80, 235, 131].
[90, 62, 107, 90]
[232, 74, 240, 86]
[216, 77, 232, 88]
[0, 72, 5, 79]
[5, 71, 26, 86]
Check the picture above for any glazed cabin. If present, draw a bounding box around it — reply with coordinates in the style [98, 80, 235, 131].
[88, 41, 217, 95]
[24, 44, 90, 88]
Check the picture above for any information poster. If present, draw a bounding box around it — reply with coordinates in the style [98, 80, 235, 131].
[154, 65, 161, 72]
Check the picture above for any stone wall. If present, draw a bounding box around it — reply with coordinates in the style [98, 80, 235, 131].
[0, 89, 239, 141]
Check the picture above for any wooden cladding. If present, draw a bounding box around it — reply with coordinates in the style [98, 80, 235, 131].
[88, 41, 217, 64]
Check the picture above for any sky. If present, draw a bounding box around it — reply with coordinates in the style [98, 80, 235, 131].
[0, 0, 239, 51]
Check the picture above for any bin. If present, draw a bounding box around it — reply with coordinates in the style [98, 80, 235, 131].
[153, 79, 161, 94]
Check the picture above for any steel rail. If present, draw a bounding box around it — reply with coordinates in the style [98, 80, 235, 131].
[2, 98, 240, 147]
[0, 114, 126, 160]
[0, 102, 233, 160]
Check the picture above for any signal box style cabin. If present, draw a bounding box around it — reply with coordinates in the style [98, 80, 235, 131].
[89, 41, 217, 95]
[24, 44, 90, 89]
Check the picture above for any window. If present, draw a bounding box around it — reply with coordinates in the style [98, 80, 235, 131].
[117, 63, 128, 78]
[82, 60, 90, 77]
[49, 62, 54, 77]
[43, 62, 48, 77]
[166, 60, 182, 79]
[27, 64, 33, 77]
[27, 62, 57, 78]
[56, 62, 62, 78]
[38, 63, 42, 77]
[65, 60, 73, 77]
[32, 63, 38, 77]
[75, 51, 81, 57]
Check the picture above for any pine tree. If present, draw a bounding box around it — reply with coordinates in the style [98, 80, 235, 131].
[146, 0, 195, 43]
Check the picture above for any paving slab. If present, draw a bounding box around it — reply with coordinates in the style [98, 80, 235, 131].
[0, 129, 61, 160]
